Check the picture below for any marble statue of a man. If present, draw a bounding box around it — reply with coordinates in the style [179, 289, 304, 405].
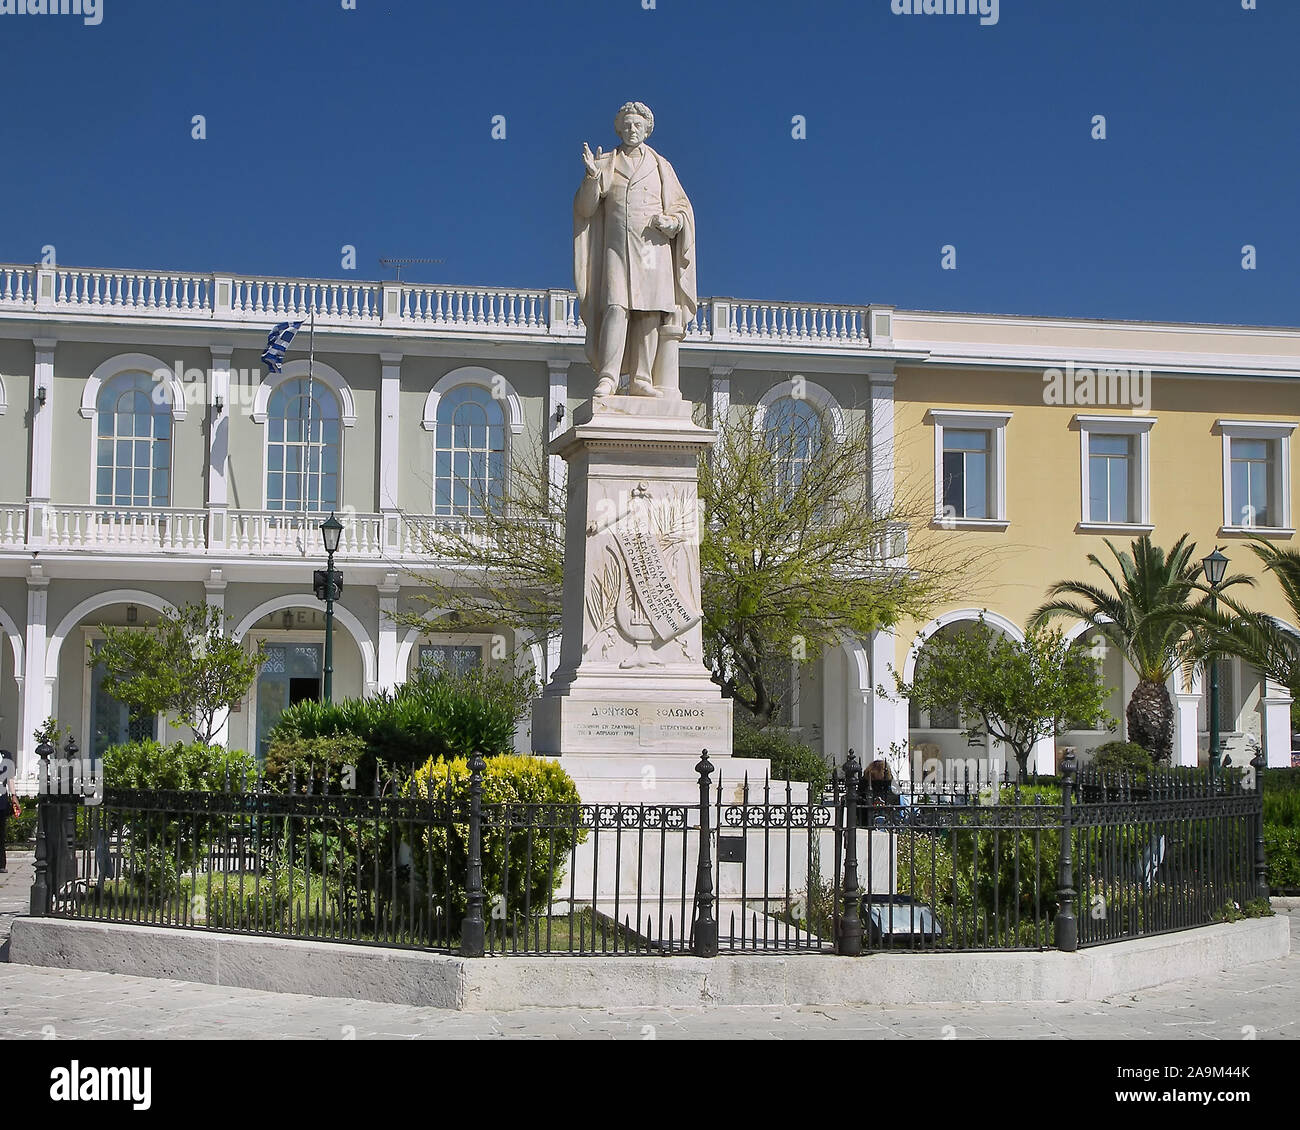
[574, 101, 697, 398]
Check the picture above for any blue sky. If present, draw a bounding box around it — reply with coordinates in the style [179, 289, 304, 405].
[1, 0, 1295, 326]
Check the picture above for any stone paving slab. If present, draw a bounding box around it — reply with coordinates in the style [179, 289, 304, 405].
[1, 855, 1294, 1039]
[0, 912, 1294, 1040]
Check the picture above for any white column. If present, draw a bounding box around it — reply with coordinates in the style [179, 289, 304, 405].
[835, 639, 874, 772]
[377, 572, 401, 693]
[709, 365, 732, 427]
[1261, 677, 1294, 769]
[547, 359, 569, 500]
[204, 569, 230, 747]
[380, 353, 402, 551]
[1174, 692, 1201, 767]
[868, 368, 897, 514]
[1031, 736, 1056, 777]
[21, 565, 51, 777]
[28, 338, 56, 545]
[821, 646, 846, 759]
[207, 346, 232, 550]
[868, 628, 899, 767]
[1119, 659, 1139, 741]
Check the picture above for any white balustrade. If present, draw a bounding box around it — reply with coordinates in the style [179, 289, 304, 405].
[0, 266, 33, 307]
[398, 514, 554, 560]
[41, 507, 208, 552]
[684, 302, 711, 338]
[0, 507, 26, 547]
[226, 511, 384, 558]
[730, 302, 868, 344]
[398, 284, 547, 332]
[228, 278, 381, 323]
[54, 269, 212, 314]
[0, 261, 876, 351]
[872, 522, 909, 569]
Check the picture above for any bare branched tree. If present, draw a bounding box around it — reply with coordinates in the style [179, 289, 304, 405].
[399, 402, 989, 728]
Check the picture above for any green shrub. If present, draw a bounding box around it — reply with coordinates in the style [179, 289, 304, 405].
[102, 740, 255, 791]
[1263, 789, 1300, 830]
[6, 795, 38, 844]
[263, 733, 369, 793]
[1263, 826, 1300, 890]
[97, 741, 254, 897]
[269, 668, 535, 776]
[1089, 741, 1154, 777]
[732, 723, 830, 795]
[407, 754, 584, 926]
[1213, 898, 1275, 922]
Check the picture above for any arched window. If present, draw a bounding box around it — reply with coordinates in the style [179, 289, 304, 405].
[434, 385, 505, 517]
[96, 372, 172, 508]
[763, 396, 823, 495]
[266, 378, 341, 512]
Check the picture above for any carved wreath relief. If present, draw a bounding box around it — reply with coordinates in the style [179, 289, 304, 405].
[584, 482, 702, 668]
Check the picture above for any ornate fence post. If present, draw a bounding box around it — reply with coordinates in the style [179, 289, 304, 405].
[1251, 747, 1269, 901]
[60, 736, 80, 892]
[460, 752, 486, 958]
[838, 751, 863, 956]
[29, 740, 54, 916]
[692, 750, 718, 958]
[1055, 751, 1078, 952]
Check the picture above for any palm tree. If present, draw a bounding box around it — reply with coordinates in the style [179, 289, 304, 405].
[1031, 536, 1252, 762]
[1185, 540, 1300, 704]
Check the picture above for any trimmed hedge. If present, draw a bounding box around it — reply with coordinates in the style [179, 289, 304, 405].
[1089, 741, 1154, 776]
[1263, 767, 1300, 891]
[268, 668, 534, 777]
[103, 740, 255, 791]
[407, 755, 585, 926]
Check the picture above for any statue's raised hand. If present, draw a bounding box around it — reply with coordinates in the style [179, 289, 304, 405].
[582, 143, 603, 178]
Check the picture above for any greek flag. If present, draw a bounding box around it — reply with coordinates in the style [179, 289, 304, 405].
[261, 321, 303, 374]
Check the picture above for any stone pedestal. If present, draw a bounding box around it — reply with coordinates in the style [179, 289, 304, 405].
[532, 395, 734, 800]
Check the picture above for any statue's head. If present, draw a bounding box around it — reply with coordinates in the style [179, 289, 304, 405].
[613, 101, 654, 147]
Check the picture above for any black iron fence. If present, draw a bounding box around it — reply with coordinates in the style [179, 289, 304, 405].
[29, 741, 1270, 958]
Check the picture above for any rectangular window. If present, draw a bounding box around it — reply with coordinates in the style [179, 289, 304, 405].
[942, 429, 990, 519]
[1088, 434, 1134, 524]
[1230, 438, 1274, 528]
[88, 638, 157, 760]
[417, 643, 484, 677]
[909, 700, 960, 730]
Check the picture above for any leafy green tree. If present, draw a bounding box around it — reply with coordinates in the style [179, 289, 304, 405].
[402, 409, 978, 727]
[698, 411, 972, 724]
[890, 616, 1114, 779]
[90, 603, 265, 745]
[1031, 536, 1251, 763]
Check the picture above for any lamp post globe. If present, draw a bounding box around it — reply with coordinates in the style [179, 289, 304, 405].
[1202, 547, 1228, 588]
[321, 511, 343, 556]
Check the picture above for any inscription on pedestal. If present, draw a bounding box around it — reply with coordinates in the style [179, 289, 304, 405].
[570, 702, 727, 747]
[534, 695, 731, 756]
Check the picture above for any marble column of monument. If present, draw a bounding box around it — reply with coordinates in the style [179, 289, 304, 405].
[531, 394, 735, 801]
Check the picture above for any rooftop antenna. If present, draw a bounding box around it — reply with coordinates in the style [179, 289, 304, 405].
[379, 256, 444, 283]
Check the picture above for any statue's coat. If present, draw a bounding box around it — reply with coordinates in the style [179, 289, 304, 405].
[574, 144, 697, 375]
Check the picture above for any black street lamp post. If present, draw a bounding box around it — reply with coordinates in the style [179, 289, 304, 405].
[1202, 547, 1229, 780]
[315, 513, 344, 704]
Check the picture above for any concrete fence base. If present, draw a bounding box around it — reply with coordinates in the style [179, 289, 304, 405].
[9, 915, 1289, 1012]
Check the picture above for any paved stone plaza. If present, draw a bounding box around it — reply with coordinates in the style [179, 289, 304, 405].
[0, 854, 1295, 1040]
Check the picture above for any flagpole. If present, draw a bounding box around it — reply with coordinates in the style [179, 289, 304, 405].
[303, 303, 316, 520]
